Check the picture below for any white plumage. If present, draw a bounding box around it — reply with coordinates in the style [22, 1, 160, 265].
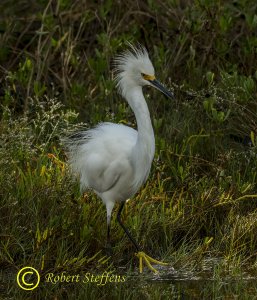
[64, 44, 173, 250]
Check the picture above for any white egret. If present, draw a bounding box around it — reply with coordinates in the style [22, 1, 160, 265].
[64, 44, 174, 273]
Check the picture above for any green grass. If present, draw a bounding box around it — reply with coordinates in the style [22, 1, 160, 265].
[0, 0, 257, 298]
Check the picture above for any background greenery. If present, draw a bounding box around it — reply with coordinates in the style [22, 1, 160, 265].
[0, 0, 256, 298]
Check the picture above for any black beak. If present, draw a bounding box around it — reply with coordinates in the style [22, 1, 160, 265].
[149, 79, 174, 99]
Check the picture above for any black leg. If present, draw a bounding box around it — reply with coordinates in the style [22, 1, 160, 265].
[117, 202, 141, 252]
[107, 223, 110, 245]
[106, 222, 112, 256]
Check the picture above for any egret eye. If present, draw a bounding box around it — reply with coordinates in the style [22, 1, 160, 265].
[141, 73, 156, 81]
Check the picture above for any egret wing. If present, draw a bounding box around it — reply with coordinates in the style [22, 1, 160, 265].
[64, 122, 137, 193]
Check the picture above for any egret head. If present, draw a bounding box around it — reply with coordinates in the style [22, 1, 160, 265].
[114, 44, 174, 99]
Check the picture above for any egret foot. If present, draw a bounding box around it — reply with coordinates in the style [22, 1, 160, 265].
[135, 251, 168, 274]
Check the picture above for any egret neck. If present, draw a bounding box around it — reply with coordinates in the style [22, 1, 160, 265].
[126, 87, 155, 190]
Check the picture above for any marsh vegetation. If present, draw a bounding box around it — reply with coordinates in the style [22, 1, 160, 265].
[0, 0, 256, 298]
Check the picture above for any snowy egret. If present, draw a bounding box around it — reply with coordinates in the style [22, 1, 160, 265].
[64, 44, 173, 273]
